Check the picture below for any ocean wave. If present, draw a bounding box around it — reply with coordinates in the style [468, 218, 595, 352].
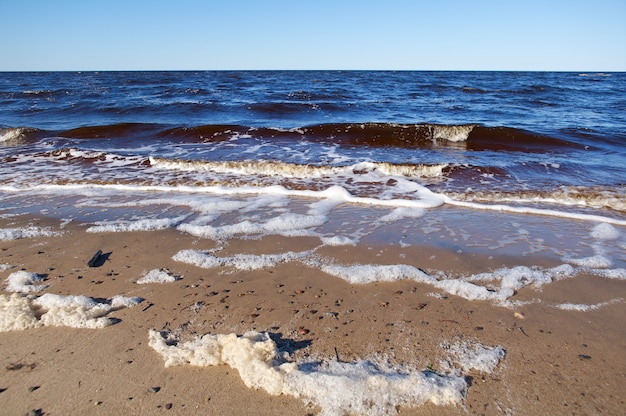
[4, 122, 595, 152]
[0, 127, 40, 144]
[147, 157, 448, 179]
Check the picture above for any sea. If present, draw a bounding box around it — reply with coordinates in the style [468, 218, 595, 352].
[1, 71, 625, 413]
[1, 70, 625, 279]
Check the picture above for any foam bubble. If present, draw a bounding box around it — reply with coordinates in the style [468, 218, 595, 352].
[0, 226, 62, 241]
[0, 264, 14, 272]
[149, 330, 467, 415]
[6, 271, 48, 293]
[137, 268, 181, 284]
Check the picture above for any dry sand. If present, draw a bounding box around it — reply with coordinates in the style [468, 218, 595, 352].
[0, 215, 625, 415]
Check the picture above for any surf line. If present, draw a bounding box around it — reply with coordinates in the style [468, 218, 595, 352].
[442, 196, 626, 226]
[2, 183, 625, 226]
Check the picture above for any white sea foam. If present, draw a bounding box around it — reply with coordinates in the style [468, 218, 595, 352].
[0, 294, 41, 331]
[34, 293, 113, 329]
[0, 293, 142, 331]
[173, 249, 312, 271]
[0, 226, 62, 241]
[591, 223, 621, 241]
[149, 330, 467, 415]
[149, 157, 447, 180]
[314, 259, 578, 303]
[563, 254, 613, 269]
[181, 212, 328, 240]
[555, 298, 623, 312]
[431, 124, 475, 142]
[443, 197, 626, 226]
[378, 207, 426, 222]
[5, 271, 48, 293]
[137, 268, 181, 284]
[313, 261, 434, 285]
[110, 295, 144, 309]
[588, 268, 626, 280]
[0, 127, 26, 143]
[86, 215, 189, 233]
[0, 264, 14, 272]
[441, 341, 506, 374]
[320, 235, 358, 246]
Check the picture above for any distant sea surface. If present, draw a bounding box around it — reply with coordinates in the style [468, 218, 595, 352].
[0, 71, 624, 223]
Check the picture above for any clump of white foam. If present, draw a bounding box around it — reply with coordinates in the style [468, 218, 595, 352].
[0, 293, 142, 331]
[0, 294, 41, 331]
[86, 215, 188, 233]
[0, 226, 62, 241]
[33, 294, 113, 329]
[320, 235, 358, 246]
[555, 298, 623, 312]
[173, 249, 312, 271]
[461, 264, 576, 302]
[5, 271, 48, 293]
[313, 261, 434, 285]
[563, 254, 613, 268]
[0, 264, 14, 272]
[137, 268, 181, 284]
[378, 207, 426, 223]
[591, 223, 621, 240]
[441, 341, 506, 374]
[149, 330, 467, 415]
[110, 295, 144, 309]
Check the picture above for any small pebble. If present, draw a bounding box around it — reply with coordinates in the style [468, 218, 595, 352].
[165, 403, 173, 410]
[149, 387, 161, 393]
[578, 354, 592, 360]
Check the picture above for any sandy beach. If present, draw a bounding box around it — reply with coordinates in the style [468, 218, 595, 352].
[1, 212, 624, 416]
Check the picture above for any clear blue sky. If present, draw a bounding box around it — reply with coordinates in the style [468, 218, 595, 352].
[1, 0, 624, 71]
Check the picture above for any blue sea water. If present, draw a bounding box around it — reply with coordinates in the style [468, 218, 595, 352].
[1, 71, 624, 216]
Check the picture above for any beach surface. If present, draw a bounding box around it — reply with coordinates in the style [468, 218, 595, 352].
[1, 213, 624, 416]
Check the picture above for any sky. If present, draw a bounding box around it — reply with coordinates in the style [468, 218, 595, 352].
[1, 0, 625, 71]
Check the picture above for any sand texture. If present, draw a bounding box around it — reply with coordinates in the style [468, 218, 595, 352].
[0, 216, 625, 415]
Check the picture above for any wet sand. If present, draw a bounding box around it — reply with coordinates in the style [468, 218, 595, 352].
[0, 215, 625, 415]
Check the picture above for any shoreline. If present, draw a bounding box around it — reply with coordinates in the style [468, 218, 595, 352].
[1, 213, 625, 415]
